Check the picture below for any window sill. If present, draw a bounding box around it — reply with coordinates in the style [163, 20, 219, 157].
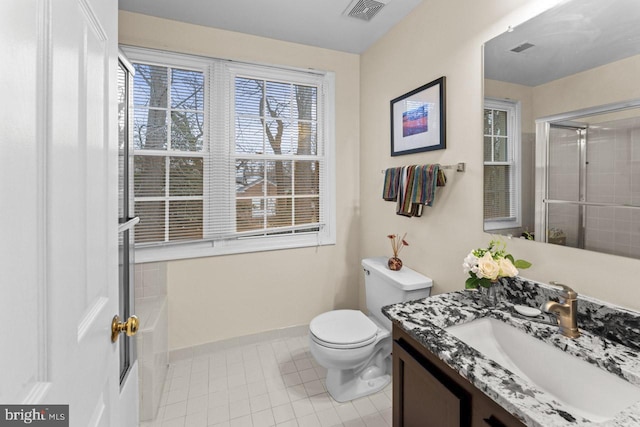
[134, 233, 336, 263]
[484, 219, 522, 232]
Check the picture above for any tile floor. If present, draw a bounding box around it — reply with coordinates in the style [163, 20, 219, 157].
[140, 332, 393, 427]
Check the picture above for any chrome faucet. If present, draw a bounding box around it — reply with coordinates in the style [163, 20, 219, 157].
[541, 282, 580, 339]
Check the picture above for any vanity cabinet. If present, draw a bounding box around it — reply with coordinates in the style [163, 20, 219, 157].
[392, 326, 526, 427]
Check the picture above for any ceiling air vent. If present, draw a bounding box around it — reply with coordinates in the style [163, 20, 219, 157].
[344, 0, 390, 22]
[510, 42, 535, 53]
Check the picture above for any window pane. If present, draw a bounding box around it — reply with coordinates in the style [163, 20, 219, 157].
[236, 198, 262, 232]
[250, 198, 276, 218]
[135, 201, 166, 243]
[265, 81, 291, 119]
[494, 136, 508, 162]
[484, 165, 512, 219]
[294, 161, 319, 195]
[134, 156, 165, 196]
[171, 69, 204, 110]
[294, 197, 319, 224]
[264, 119, 291, 155]
[294, 122, 317, 155]
[493, 110, 507, 136]
[134, 109, 167, 150]
[269, 198, 292, 228]
[169, 200, 203, 241]
[170, 157, 203, 196]
[236, 159, 265, 191]
[266, 160, 292, 195]
[171, 112, 204, 151]
[293, 85, 317, 121]
[236, 117, 265, 154]
[133, 64, 167, 108]
[235, 77, 263, 116]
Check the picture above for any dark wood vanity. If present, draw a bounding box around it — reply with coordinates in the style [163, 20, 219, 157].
[392, 326, 526, 427]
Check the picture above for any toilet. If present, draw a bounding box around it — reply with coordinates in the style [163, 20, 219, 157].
[308, 257, 433, 402]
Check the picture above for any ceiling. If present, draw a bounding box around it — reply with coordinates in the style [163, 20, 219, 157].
[484, 0, 640, 87]
[118, 0, 424, 54]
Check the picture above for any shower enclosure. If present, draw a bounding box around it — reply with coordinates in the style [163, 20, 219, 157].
[535, 101, 640, 258]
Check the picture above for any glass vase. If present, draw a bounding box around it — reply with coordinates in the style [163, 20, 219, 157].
[479, 281, 499, 307]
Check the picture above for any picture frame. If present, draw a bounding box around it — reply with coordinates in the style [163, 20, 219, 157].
[390, 76, 446, 156]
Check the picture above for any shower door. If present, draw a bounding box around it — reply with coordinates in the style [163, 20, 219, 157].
[546, 124, 587, 248]
[117, 53, 140, 425]
[537, 102, 640, 258]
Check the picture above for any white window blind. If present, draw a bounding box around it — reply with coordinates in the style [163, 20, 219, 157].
[133, 62, 206, 243]
[124, 47, 335, 261]
[483, 98, 521, 230]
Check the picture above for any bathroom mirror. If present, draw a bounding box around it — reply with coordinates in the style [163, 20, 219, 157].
[483, 0, 640, 259]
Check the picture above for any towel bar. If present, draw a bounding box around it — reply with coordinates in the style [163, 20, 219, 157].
[381, 162, 465, 174]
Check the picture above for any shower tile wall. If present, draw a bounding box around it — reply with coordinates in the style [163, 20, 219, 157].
[135, 262, 168, 298]
[585, 120, 640, 258]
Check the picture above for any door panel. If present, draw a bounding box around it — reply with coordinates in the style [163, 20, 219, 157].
[0, 0, 130, 426]
[0, 0, 46, 404]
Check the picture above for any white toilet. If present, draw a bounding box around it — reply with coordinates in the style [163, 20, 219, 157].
[308, 257, 432, 402]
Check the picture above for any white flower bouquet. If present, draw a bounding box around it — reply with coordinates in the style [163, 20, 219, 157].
[463, 239, 531, 289]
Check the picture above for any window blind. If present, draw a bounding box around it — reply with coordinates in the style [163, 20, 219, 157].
[129, 51, 329, 251]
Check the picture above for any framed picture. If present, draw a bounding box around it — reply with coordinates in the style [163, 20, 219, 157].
[390, 76, 446, 156]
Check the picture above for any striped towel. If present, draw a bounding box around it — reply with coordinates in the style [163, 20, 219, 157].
[382, 167, 401, 201]
[398, 165, 422, 217]
[411, 164, 446, 208]
[382, 164, 447, 217]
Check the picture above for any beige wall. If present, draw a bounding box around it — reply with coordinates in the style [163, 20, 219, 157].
[533, 54, 640, 119]
[359, 0, 640, 312]
[119, 11, 361, 351]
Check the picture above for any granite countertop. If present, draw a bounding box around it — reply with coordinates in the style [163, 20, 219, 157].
[382, 277, 640, 427]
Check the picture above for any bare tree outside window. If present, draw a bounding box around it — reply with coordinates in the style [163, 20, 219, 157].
[235, 78, 319, 234]
[129, 55, 325, 248]
[132, 64, 204, 243]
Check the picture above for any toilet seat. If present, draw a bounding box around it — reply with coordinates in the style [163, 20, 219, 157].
[310, 310, 379, 349]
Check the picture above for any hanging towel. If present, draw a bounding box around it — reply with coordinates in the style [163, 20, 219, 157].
[382, 164, 447, 217]
[382, 167, 401, 201]
[398, 165, 422, 217]
[411, 164, 445, 208]
[437, 168, 447, 187]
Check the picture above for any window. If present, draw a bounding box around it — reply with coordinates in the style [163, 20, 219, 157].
[125, 47, 335, 262]
[483, 98, 521, 231]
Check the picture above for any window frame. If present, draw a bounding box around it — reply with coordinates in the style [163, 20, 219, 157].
[483, 97, 522, 231]
[122, 46, 336, 263]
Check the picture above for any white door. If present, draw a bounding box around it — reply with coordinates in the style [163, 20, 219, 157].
[0, 1, 137, 426]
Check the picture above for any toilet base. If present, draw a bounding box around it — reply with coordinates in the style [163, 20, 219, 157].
[324, 357, 391, 402]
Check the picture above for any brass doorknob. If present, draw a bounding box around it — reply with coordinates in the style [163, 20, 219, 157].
[111, 315, 139, 342]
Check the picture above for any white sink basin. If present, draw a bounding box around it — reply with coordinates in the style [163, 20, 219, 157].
[446, 317, 640, 422]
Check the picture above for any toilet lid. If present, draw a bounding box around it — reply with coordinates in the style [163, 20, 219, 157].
[309, 310, 378, 348]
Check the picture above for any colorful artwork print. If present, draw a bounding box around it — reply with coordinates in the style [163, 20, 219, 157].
[390, 77, 445, 156]
[402, 103, 428, 137]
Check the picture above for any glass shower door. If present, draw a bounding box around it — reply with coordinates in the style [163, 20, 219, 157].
[118, 55, 139, 385]
[546, 125, 586, 248]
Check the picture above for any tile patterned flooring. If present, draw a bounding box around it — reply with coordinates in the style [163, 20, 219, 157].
[140, 332, 393, 427]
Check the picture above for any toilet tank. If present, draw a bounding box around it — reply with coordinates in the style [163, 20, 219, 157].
[361, 257, 433, 330]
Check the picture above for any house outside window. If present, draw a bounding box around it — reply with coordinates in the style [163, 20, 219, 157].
[124, 47, 336, 262]
[483, 98, 521, 231]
